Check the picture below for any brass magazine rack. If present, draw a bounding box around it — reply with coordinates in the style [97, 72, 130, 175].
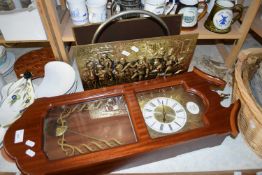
[74, 10, 198, 90]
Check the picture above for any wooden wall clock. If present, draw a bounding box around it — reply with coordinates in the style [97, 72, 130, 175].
[3, 68, 240, 175]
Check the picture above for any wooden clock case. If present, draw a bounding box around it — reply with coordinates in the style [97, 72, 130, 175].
[3, 68, 240, 174]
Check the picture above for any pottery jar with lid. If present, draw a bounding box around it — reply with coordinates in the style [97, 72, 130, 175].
[176, 0, 207, 30]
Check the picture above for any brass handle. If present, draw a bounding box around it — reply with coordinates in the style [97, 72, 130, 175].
[91, 10, 171, 44]
[197, 2, 207, 21]
[231, 4, 243, 24]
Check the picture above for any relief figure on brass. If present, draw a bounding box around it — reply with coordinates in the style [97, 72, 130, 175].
[75, 34, 198, 90]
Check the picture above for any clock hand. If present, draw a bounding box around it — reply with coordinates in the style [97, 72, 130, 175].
[161, 101, 166, 123]
[165, 113, 176, 118]
[155, 111, 175, 116]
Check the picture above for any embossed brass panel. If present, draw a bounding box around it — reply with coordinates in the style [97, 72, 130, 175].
[75, 34, 198, 90]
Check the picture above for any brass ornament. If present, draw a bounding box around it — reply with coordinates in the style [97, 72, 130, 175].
[75, 34, 198, 90]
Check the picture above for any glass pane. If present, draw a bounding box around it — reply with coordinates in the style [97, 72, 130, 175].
[43, 96, 137, 160]
[136, 85, 205, 139]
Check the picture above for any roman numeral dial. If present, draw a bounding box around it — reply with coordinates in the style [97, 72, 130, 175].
[142, 97, 187, 134]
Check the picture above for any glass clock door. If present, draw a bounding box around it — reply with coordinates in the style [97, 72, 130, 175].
[136, 85, 206, 139]
[43, 96, 137, 160]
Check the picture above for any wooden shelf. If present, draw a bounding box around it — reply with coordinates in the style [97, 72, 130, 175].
[0, 35, 48, 44]
[62, 17, 75, 42]
[42, 0, 260, 64]
[249, 5, 262, 38]
[0, 35, 5, 43]
[61, 14, 242, 42]
[181, 15, 242, 40]
[240, 5, 262, 38]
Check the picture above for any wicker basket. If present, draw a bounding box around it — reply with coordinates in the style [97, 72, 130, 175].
[233, 48, 262, 158]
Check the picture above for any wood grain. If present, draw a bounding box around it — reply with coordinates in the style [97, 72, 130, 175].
[225, 0, 261, 67]
[3, 67, 240, 174]
[14, 47, 55, 79]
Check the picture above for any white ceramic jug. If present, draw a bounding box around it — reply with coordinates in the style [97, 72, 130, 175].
[66, 0, 88, 25]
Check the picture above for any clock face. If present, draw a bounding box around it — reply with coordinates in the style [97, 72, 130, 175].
[143, 97, 187, 134]
[136, 85, 206, 139]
